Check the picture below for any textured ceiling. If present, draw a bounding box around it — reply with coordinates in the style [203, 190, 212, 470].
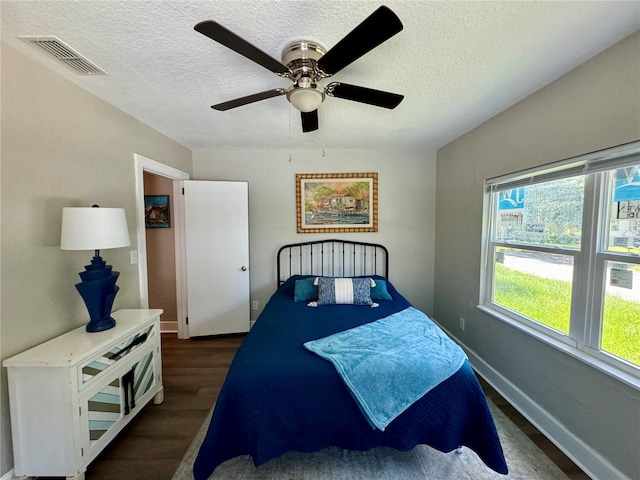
[2, 1, 639, 152]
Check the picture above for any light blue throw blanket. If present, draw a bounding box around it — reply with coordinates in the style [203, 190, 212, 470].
[304, 307, 468, 431]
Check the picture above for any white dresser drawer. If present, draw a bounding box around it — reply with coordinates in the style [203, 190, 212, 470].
[78, 322, 157, 391]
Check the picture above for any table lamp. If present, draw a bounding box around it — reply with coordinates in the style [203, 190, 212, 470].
[60, 205, 131, 332]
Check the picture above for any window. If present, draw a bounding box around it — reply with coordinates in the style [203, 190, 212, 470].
[481, 142, 640, 384]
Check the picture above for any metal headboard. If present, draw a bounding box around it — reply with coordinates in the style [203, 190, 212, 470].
[277, 239, 389, 286]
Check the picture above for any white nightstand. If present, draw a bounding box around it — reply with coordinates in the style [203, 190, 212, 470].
[3, 309, 164, 480]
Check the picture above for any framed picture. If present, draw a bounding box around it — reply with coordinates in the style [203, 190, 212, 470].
[144, 195, 170, 228]
[296, 173, 378, 233]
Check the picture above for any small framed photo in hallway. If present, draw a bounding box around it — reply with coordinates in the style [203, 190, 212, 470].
[144, 195, 170, 228]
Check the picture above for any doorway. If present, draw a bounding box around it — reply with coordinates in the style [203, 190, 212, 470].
[134, 153, 190, 338]
[144, 171, 178, 332]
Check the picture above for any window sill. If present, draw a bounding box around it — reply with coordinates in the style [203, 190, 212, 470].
[477, 304, 640, 391]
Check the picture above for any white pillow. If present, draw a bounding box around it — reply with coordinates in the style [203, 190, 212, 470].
[315, 277, 374, 305]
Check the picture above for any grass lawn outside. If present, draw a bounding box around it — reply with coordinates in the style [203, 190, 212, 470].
[494, 263, 640, 367]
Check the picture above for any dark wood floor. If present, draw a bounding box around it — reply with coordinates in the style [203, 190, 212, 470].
[45, 333, 590, 480]
[477, 377, 590, 480]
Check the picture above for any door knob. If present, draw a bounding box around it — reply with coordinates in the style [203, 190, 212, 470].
[241, 266, 247, 271]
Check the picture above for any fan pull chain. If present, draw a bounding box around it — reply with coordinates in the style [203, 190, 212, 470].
[319, 107, 324, 158]
[288, 103, 292, 162]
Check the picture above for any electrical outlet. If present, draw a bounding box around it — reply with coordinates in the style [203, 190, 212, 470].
[459, 317, 466, 332]
[251, 300, 259, 311]
[130, 250, 138, 265]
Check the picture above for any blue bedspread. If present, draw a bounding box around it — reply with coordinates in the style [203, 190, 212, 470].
[304, 306, 468, 431]
[193, 276, 508, 479]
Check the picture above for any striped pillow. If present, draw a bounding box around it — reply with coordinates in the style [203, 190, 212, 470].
[316, 277, 373, 305]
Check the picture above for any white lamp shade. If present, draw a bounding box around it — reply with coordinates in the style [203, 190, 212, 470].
[60, 207, 131, 251]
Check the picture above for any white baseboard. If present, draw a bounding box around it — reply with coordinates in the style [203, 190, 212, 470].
[1, 469, 30, 480]
[160, 320, 177, 333]
[440, 326, 630, 480]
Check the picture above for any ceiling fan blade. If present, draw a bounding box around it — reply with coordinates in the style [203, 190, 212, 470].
[212, 89, 286, 111]
[301, 110, 319, 132]
[316, 6, 403, 76]
[195, 20, 291, 76]
[326, 82, 403, 109]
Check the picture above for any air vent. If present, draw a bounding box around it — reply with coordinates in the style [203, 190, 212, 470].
[18, 35, 107, 75]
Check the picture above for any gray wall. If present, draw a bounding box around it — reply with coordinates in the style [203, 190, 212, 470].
[192, 147, 436, 320]
[435, 31, 640, 479]
[0, 43, 193, 477]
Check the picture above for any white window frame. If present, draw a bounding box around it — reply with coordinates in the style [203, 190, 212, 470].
[479, 141, 640, 390]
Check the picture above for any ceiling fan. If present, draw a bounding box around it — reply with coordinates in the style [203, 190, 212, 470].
[194, 5, 404, 133]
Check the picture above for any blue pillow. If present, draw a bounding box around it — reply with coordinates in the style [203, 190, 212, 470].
[294, 277, 318, 302]
[370, 279, 392, 301]
[317, 277, 373, 305]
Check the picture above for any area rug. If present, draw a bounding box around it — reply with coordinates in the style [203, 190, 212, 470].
[172, 400, 568, 480]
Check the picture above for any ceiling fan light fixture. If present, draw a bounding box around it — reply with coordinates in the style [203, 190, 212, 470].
[287, 76, 325, 112]
[287, 88, 324, 112]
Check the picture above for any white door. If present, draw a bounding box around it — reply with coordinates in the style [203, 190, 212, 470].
[183, 180, 250, 336]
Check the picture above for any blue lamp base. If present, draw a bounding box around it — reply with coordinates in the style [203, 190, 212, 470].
[75, 253, 120, 332]
[85, 314, 117, 332]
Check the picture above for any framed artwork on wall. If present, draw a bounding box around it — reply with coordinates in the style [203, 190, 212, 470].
[144, 195, 170, 228]
[296, 172, 378, 233]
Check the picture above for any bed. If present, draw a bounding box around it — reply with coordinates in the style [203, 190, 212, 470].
[193, 240, 508, 479]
